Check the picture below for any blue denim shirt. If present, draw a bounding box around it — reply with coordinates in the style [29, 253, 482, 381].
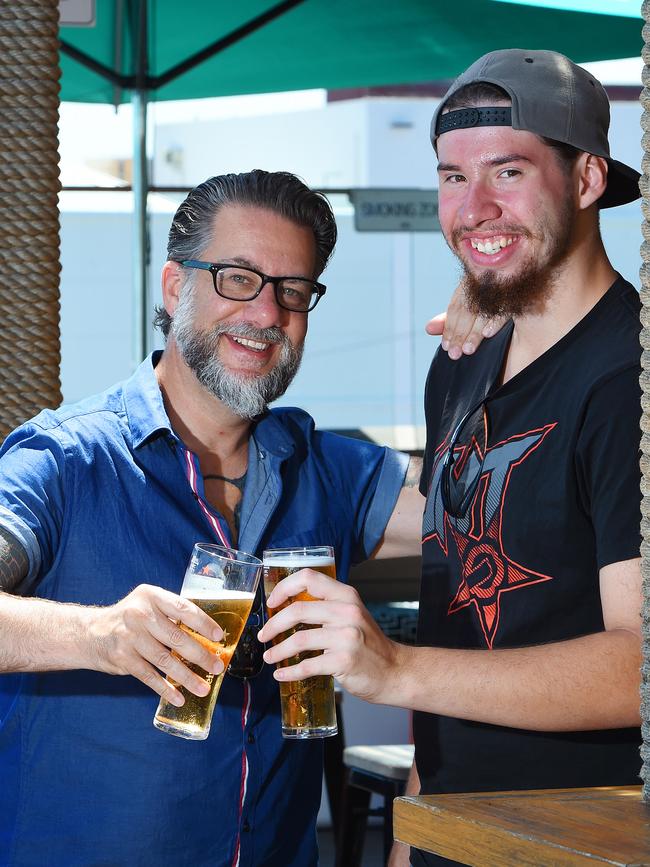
[0, 353, 407, 867]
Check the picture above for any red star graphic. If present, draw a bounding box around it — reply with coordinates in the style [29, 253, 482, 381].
[448, 509, 553, 648]
[432, 422, 557, 648]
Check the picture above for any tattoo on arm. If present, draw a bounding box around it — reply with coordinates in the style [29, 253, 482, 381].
[403, 456, 423, 489]
[0, 527, 28, 592]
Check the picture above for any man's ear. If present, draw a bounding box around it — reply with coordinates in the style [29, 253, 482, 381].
[161, 260, 184, 316]
[576, 153, 608, 211]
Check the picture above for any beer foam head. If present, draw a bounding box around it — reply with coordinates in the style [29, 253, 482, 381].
[263, 555, 335, 569]
[181, 573, 254, 600]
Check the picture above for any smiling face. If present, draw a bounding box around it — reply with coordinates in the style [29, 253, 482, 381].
[164, 204, 317, 418]
[437, 117, 579, 318]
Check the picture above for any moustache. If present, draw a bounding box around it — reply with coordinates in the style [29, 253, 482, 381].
[450, 225, 533, 247]
[211, 322, 288, 346]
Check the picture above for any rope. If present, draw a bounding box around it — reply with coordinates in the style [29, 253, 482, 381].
[0, 0, 61, 439]
[640, 0, 650, 802]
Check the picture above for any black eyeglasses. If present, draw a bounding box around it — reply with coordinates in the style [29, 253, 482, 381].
[440, 396, 490, 519]
[227, 585, 266, 679]
[176, 260, 326, 313]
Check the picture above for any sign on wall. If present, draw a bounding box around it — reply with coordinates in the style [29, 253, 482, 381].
[350, 189, 440, 232]
[59, 0, 95, 26]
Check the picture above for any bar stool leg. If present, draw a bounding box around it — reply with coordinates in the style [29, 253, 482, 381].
[383, 789, 397, 865]
[335, 772, 371, 867]
[323, 692, 345, 839]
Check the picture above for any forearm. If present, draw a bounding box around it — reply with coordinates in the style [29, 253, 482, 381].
[0, 591, 100, 673]
[383, 629, 641, 731]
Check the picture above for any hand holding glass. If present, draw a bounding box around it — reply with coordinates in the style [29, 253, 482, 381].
[154, 543, 262, 740]
[263, 546, 338, 739]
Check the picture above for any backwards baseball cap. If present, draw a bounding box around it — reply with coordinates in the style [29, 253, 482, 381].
[430, 48, 640, 209]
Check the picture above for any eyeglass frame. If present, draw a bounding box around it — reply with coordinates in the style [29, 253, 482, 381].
[440, 395, 490, 519]
[175, 259, 327, 313]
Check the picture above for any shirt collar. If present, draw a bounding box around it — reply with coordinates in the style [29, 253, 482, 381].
[251, 409, 296, 460]
[123, 350, 298, 458]
[123, 351, 174, 448]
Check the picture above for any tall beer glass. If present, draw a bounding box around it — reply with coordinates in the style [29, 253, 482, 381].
[263, 546, 338, 739]
[154, 543, 262, 740]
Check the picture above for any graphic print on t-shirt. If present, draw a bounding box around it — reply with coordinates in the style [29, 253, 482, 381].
[423, 422, 557, 648]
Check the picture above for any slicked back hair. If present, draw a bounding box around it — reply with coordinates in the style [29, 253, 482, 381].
[154, 169, 337, 337]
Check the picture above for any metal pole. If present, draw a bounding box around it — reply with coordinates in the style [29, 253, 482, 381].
[132, 88, 149, 366]
[131, 0, 150, 368]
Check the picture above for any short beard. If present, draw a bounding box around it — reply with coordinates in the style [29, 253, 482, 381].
[453, 196, 576, 320]
[171, 288, 303, 419]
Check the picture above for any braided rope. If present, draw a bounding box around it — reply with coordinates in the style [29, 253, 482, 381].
[641, 0, 650, 802]
[0, 0, 61, 439]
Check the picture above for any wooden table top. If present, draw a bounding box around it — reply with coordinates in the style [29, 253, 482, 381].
[393, 786, 650, 866]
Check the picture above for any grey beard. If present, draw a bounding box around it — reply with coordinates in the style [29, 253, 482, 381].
[171, 291, 303, 419]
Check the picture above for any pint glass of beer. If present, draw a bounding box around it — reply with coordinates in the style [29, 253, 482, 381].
[153, 543, 262, 740]
[263, 546, 338, 739]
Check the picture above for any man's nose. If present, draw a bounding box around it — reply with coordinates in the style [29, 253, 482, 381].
[245, 279, 285, 326]
[459, 181, 502, 227]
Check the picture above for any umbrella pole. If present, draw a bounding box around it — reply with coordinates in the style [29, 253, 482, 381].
[130, 0, 150, 369]
[132, 87, 149, 368]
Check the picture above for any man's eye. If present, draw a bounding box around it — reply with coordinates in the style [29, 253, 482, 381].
[280, 282, 308, 300]
[444, 174, 466, 184]
[499, 168, 521, 179]
[225, 271, 255, 287]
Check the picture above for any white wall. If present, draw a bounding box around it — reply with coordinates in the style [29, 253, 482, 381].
[153, 98, 441, 190]
[154, 101, 369, 189]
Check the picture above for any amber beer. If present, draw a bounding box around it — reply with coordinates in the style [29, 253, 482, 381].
[263, 546, 338, 739]
[153, 544, 262, 741]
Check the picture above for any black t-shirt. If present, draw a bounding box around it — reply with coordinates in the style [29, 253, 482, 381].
[415, 276, 642, 809]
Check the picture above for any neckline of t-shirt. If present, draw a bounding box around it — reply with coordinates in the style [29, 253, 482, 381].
[486, 273, 627, 400]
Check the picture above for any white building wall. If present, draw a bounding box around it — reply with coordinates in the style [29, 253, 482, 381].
[153, 101, 371, 190]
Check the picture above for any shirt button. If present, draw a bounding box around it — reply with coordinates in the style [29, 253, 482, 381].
[258, 451, 265, 460]
[247, 732, 255, 744]
[242, 821, 251, 833]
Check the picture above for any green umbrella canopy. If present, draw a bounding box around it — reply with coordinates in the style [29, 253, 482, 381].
[59, 0, 643, 105]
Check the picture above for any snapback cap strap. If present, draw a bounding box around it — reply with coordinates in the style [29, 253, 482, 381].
[436, 106, 512, 137]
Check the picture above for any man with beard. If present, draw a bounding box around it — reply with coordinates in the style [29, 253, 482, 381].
[259, 51, 644, 867]
[0, 169, 490, 867]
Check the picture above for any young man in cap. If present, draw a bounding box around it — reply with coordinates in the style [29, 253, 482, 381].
[260, 50, 643, 866]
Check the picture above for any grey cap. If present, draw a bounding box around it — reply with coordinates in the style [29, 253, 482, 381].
[430, 48, 640, 209]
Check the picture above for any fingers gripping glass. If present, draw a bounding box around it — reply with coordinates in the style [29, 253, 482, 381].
[176, 260, 326, 313]
[441, 397, 490, 519]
